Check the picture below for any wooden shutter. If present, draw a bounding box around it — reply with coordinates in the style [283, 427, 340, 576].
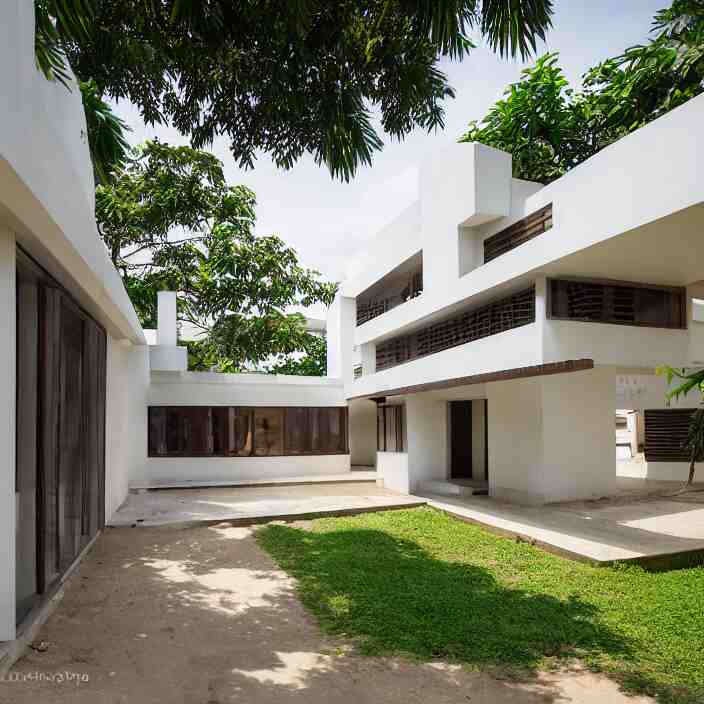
[58, 299, 85, 570]
[644, 409, 694, 462]
[484, 205, 552, 263]
[37, 286, 61, 592]
[82, 318, 106, 540]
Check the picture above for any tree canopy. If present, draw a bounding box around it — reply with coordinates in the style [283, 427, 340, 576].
[96, 140, 336, 371]
[461, 0, 704, 184]
[36, 0, 553, 181]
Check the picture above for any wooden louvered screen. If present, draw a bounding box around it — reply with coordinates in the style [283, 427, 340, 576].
[19, 249, 108, 599]
[484, 205, 552, 264]
[644, 409, 694, 462]
[376, 286, 535, 371]
[375, 337, 411, 371]
[149, 406, 349, 457]
[38, 286, 61, 592]
[548, 278, 686, 329]
[356, 259, 424, 326]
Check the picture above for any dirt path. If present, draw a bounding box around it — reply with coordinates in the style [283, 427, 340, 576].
[0, 523, 652, 704]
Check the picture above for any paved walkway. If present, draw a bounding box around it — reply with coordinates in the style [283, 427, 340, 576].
[422, 484, 704, 567]
[1, 523, 653, 704]
[110, 482, 425, 527]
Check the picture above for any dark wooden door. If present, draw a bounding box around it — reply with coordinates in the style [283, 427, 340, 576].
[450, 401, 473, 479]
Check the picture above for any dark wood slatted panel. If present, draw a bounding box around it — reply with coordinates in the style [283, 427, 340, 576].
[377, 405, 404, 452]
[20, 249, 108, 605]
[375, 337, 411, 371]
[484, 205, 552, 264]
[376, 286, 535, 371]
[149, 407, 349, 457]
[58, 301, 84, 570]
[549, 278, 686, 329]
[37, 287, 61, 592]
[82, 318, 107, 538]
[644, 409, 695, 462]
[356, 265, 423, 326]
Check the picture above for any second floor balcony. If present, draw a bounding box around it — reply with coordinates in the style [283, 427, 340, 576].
[356, 252, 423, 326]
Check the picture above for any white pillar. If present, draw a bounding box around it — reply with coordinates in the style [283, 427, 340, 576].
[0, 228, 16, 641]
[326, 293, 355, 384]
[406, 394, 448, 491]
[157, 291, 178, 346]
[487, 367, 616, 505]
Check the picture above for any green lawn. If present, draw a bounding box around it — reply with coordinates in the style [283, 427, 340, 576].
[257, 506, 704, 704]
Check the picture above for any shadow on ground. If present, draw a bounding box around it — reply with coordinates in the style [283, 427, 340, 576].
[0, 521, 656, 704]
[257, 523, 630, 673]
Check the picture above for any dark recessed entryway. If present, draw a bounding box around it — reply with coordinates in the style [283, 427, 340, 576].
[450, 401, 473, 479]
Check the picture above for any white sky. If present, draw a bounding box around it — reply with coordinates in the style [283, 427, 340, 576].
[111, 0, 664, 318]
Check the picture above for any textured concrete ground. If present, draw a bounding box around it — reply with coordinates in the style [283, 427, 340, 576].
[0, 523, 653, 704]
[110, 482, 425, 527]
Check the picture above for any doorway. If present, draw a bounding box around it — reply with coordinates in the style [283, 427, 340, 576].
[450, 401, 473, 479]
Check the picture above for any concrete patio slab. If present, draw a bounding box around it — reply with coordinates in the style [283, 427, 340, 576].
[111, 481, 425, 527]
[421, 490, 704, 568]
[1, 523, 655, 704]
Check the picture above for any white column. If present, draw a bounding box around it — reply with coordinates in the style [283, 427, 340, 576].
[487, 367, 616, 505]
[325, 293, 355, 384]
[157, 291, 178, 346]
[406, 394, 448, 491]
[0, 227, 16, 641]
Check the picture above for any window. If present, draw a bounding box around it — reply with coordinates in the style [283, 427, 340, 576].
[548, 279, 686, 329]
[377, 405, 405, 452]
[311, 408, 347, 453]
[148, 406, 349, 457]
[285, 407, 311, 454]
[484, 204, 552, 264]
[253, 408, 284, 456]
[212, 408, 253, 456]
[376, 286, 535, 371]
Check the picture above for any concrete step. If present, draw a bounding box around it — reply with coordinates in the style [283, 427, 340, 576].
[418, 480, 488, 498]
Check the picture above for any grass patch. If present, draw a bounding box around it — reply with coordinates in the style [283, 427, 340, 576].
[257, 507, 704, 703]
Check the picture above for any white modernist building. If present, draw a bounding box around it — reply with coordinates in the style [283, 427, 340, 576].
[328, 92, 704, 504]
[2, 0, 704, 660]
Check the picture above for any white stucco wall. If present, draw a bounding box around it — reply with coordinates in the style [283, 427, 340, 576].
[405, 395, 448, 492]
[105, 340, 150, 520]
[132, 371, 351, 485]
[326, 294, 356, 386]
[142, 454, 351, 485]
[377, 452, 410, 493]
[351, 322, 541, 398]
[148, 371, 347, 407]
[471, 399, 487, 481]
[0, 1, 143, 346]
[487, 368, 616, 505]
